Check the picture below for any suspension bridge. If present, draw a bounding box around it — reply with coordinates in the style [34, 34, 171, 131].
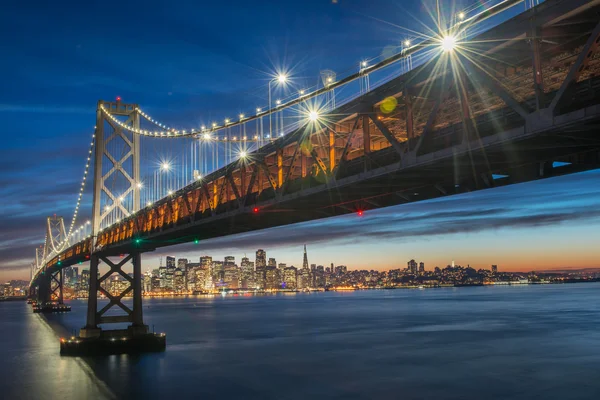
[27, 0, 600, 354]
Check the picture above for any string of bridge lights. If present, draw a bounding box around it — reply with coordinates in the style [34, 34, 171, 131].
[64, 132, 95, 244]
[136, 107, 280, 141]
[100, 103, 311, 142]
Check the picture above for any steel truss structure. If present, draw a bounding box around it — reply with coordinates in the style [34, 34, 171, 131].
[81, 252, 146, 337]
[92, 100, 141, 235]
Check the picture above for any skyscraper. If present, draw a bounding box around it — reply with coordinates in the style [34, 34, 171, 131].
[256, 249, 266, 269]
[166, 256, 176, 268]
[268, 257, 276, 268]
[212, 261, 224, 285]
[491, 265, 498, 274]
[283, 266, 297, 289]
[303, 245, 309, 270]
[200, 256, 213, 271]
[408, 259, 418, 274]
[240, 257, 255, 289]
[265, 266, 280, 290]
[225, 256, 235, 266]
[223, 263, 240, 289]
[419, 262, 425, 273]
[178, 258, 188, 288]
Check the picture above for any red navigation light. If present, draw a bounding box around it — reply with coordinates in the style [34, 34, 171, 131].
[357, 210, 364, 216]
[85, 255, 90, 259]
[116, 96, 122, 102]
[253, 207, 259, 213]
[119, 254, 124, 258]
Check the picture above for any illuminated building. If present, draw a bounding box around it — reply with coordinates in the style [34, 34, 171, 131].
[314, 265, 325, 288]
[334, 265, 347, 274]
[265, 266, 280, 289]
[159, 266, 167, 288]
[223, 263, 240, 289]
[166, 256, 176, 268]
[283, 266, 297, 289]
[240, 257, 255, 289]
[408, 259, 418, 274]
[302, 245, 309, 270]
[185, 262, 199, 290]
[268, 257, 277, 268]
[492, 265, 498, 274]
[255, 266, 266, 290]
[419, 262, 425, 273]
[200, 256, 213, 277]
[174, 268, 185, 292]
[143, 271, 152, 292]
[297, 268, 311, 289]
[256, 249, 266, 269]
[80, 269, 90, 292]
[151, 276, 161, 291]
[195, 265, 212, 291]
[212, 261, 224, 285]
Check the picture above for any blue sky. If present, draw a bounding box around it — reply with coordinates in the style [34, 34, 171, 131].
[1, 0, 598, 281]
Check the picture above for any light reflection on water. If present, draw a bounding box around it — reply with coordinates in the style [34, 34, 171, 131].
[2, 283, 600, 399]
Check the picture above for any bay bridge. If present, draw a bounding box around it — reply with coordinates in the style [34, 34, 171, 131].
[28, 0, 600, 353]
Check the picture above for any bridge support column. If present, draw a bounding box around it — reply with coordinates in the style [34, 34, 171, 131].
[81, 255, 101, 338]
[130, 252, 146, 334]
[37, 273, 51, 304]
[30, 271, 71, 313]
[80, 252, 148, 339]
[50, 269, 64, 304]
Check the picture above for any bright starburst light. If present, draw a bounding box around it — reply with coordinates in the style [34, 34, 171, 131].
[441, 35, 457, 52]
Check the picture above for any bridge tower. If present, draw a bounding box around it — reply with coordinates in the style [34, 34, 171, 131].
[36, 216, 68, 305]
[80, 99, 148, 339]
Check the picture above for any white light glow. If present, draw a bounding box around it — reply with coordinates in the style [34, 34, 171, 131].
[309, 111, 320, 122]
[441, 36, 457, 52]
[458, 12, 465, 20]
[277, 74, 287, 84]
[240, 151, 247, 158]
[161, 162, 171, 171]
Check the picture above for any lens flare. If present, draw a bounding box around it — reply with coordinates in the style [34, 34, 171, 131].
[441, 36, 457, 52]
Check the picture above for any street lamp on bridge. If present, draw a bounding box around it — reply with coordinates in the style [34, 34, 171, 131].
[269, 73, 288, 140]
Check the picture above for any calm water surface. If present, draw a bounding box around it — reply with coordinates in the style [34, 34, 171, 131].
[1, 284, 600, 399]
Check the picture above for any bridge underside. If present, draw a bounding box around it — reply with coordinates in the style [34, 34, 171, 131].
[104, 104, 599, 254]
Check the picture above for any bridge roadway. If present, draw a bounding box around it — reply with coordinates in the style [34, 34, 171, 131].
[32, 0, 600, 288]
